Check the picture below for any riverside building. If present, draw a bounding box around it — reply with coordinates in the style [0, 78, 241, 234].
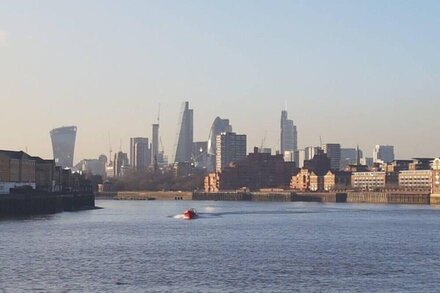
[399, 170, 432, 190]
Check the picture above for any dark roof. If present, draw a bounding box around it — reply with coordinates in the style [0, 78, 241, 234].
[0, 150, 31, 160]
[30, 156, 55, 164]
[412, 158, 434, 162]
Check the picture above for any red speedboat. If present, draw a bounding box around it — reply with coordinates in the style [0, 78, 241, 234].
[183, 208, 197, 220]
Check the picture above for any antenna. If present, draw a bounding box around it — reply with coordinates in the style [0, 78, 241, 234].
[319, 136, 323, 147]
[108, 132, 113, 162]
[284, 100, 288, 111]
[157, 103, 161, 124]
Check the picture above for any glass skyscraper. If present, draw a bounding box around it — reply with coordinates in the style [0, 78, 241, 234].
[50, 126, 77, 168]
[175, 101, 194, 163]
[280, 110, 298, 154]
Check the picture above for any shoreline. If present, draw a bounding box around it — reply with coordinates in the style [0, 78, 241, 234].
[96, 190, 437, 205]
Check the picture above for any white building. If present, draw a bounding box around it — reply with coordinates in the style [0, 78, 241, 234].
[352, 172, 387, 190]
[399, 170, 432, 189]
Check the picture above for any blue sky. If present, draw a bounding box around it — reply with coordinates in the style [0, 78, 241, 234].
[1, 0, 439, 161]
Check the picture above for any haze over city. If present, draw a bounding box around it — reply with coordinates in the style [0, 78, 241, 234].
[1, 0, 439, 162]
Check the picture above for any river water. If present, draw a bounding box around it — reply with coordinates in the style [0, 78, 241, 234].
[1, 200, 440, 292]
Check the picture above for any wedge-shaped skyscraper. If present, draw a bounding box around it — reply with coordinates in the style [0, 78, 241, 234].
[50, 126, 77, 168]
[175, 101, 194, 163]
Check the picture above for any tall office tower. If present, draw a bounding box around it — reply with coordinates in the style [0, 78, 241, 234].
[207, 117, 232, 171]
[215, 132, 247, 172]
[373, 145, 395, 163]
[130, 137, 150, 172]
[304, 146, 321, 161]
[340, 148, 363, 169]
[280, 110, 298, 154]
[50, 126, 77, 168]
[175, 101, 194, 163]
[114, 151, 129, 177]
[322, 143, 341, 170]
[151, 124, 159, 166]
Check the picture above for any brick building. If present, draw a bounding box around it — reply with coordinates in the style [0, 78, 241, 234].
[205, 147, 298, 191]
[0, 150, 36, 193]
[323, 170, 351, 191]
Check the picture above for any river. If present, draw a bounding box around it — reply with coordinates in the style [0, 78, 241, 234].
[1, 200, 440, 292]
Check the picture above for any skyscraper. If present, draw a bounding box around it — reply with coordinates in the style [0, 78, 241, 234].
[175, 101, 193, 163]
[207, 117, 232, 171]
[130, 137, 150, 172]
[215, 132, 247, 172]
[340, 148, 363, 169]
[151, 124, 159, 167]
[114, 151, 129, 177]
[322, 143, 341, 170]
[280, 110, 298, 154]
[50, 126, 77, 168]
[373, 145, 395, 163]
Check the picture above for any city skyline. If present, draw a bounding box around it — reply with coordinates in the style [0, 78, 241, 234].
[1, 1, 439, 161]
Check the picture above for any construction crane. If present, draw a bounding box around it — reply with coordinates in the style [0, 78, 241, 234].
[260, 131, 267, 152]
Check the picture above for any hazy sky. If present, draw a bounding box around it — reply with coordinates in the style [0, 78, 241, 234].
[1, 0, 439, 162]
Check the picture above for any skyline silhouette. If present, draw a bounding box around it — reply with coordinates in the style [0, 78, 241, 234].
[1, 1, 439, 161]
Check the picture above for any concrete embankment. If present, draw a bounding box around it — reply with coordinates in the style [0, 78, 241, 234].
[0, 193, 95, 217]
[347, 191, 430, 204]
[114, 191, 192, 201]
[193, 191, 433, 205]
[193, 191, 346, 202]
[99, 190, 437, 205]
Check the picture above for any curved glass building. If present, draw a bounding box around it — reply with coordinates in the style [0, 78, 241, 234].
[50, 126, 77, 168]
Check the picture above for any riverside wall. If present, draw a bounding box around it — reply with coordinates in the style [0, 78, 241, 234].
[431, 194, 440, 205]
[192, 191, 346, 202]
[115, 191, 193, 201]
[100, 190, 436, 205]
[0, 192, 95, 217]
[347, 191, 430, 204]
[193, 191, 432, 205]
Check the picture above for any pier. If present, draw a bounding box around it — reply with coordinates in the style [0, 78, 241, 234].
[0, 192, 95, 217]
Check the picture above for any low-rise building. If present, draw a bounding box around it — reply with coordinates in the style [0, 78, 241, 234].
[432, 158, 440, 194]
[399, 170, 432, 190]
[204, 173, 220, 192]
[0, 150, 36, 194]
[290, 169, 311, 191]
[205, 147, 297, 191]
[351, 171, 398, 190]
[309, 171, 324, 191]
[324, 171, 351, 191]
[32, 156, 56, 192]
